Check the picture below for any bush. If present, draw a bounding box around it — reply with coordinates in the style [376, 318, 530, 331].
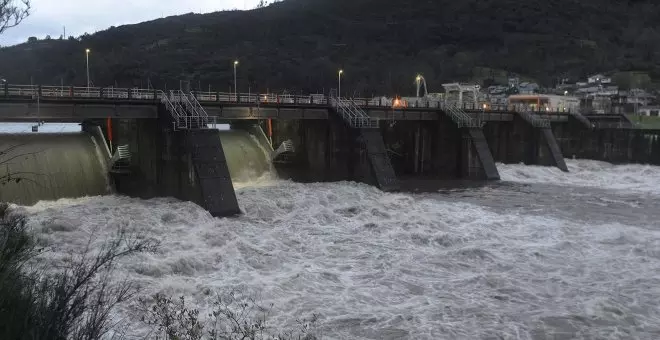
[0, 202, 319, 340]
[139, 291, 319, 340]
[0, 202, 158, 340]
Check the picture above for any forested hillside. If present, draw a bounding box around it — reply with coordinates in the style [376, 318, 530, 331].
[0, 0, 658, 95]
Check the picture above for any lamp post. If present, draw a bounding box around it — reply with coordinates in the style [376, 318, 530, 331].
[233, 60, 239, 101]
[85, 49, 91, 92]
[338, 69, 343, 99]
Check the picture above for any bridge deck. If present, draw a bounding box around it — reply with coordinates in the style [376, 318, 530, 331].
[0, 84, 573, 123]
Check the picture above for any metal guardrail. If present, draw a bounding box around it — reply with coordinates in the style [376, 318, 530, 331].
[187, 92, 210, 125]
[110, 145, 131, 171]
[169, 90, 209, 129]
[591, 121, 634, 129]
[160, 90, 189, 129]
[568, 111, 594, 129]
[443, 104, 483, 128]
[330, 97, 379, 128]
[158, 90, 209, 130]
[518, 111, 551, 128]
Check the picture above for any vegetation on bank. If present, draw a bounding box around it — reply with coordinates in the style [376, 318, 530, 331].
[0, 0, 658, 95]
[0, 202, 158, 339]
[0, 203, 319, 340]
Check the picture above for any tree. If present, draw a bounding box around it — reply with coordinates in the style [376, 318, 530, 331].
[0, 0, 30, 34]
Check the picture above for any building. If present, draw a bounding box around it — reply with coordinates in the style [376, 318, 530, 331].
[508, 94, 580, 112]
[441, 83, 482, 108]
[518, 82, 540, 94]
[639, 106, 660, 117]
[587, 74, 612, 84]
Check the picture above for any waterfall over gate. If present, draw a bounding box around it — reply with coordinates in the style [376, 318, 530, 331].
[0, 133, 111, 205]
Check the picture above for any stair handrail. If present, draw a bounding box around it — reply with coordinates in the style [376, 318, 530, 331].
[347, 99, 379, 128]
[568, 111, 593, 129]
[331, 97, 378, 128]
[518, 110, 551, 128]
[110, 144, 131, 170]
[170, 90, 208, 129]
[443, 103, 483, 128]
[185, 92, 210, 122]
[160, 90, 189, 129]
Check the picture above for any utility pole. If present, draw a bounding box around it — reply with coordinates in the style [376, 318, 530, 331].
[338, 69, 343, 98]
[85, 49, 91, 92]
[233, 60, 239, 101]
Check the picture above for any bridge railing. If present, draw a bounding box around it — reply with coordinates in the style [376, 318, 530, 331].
[187, 91, 329, 105]
[0, 83, 579, 118]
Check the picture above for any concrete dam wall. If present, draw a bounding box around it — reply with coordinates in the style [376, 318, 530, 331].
[0, 128, 273, 207]
[0, 133, 111, 205]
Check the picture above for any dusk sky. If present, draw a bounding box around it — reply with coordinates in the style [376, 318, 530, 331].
[0, 0, 261, 46]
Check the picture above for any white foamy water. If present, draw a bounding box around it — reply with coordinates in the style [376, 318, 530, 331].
[499, 159, 660, 196]
[16, 165, 660, 339]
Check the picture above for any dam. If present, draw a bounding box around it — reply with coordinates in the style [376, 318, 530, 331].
[0, 125, 275, 207]
[1, 84, 658, 216]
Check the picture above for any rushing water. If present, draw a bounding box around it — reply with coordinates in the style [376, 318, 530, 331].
[0, 132, 111, 204]
[10, 159, 660, 340]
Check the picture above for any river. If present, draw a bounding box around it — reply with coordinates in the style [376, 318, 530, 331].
[10, 159, 659, 339]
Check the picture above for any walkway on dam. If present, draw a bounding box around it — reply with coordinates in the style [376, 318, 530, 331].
[0, 84, 584, 124]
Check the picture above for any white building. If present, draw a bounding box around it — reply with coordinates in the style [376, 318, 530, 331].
[508, 94, 580, 112]
[587, 74, 612, 84]
[639, 106, 660, 117]
[441, 83, 482, 108]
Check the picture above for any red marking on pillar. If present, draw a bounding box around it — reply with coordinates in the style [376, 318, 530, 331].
[267, 118, 273, 146]
[106, 117, 113, 149]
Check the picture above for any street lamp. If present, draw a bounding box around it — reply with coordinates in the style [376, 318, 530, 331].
[85, 49, 91, 92]
[233, 60, 239, 101]
[338, 69, 343, 98]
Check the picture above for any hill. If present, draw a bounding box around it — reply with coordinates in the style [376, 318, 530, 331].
[0, 0, 659, 96]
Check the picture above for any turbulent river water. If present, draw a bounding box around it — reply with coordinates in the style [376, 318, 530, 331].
[14, 159, 660, 340]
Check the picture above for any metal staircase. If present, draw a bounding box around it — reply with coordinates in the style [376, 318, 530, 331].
[160, 90, 209, 130]
[569, 111, 594, 129]
[271, 140, 295, 160]
[443, 104, 483, 128]
[518, 111, 551, 128]
[330, 97, 379, 128]
[109, 145, 131, 173]
[160, 91, 186, 129]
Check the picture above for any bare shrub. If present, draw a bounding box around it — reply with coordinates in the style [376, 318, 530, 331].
[140, 291, 319, 340]
[0, 203, 158, 340]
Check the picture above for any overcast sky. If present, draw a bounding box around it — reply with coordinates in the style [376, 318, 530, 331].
[0, 0, 261, 46]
